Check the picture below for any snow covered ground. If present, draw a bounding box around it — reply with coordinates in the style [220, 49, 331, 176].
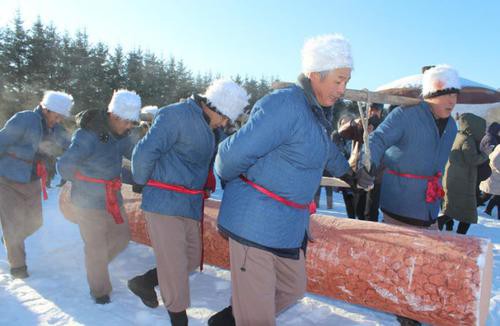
[1, 183, 499, 325]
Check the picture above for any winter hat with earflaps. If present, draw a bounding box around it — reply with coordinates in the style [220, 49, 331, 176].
[41, 91, 74, 118]
[203, 79, 250, 122]
[108, 89, 142, 122]
[422, 65, 461, 99]
[301, 33, 353, 74]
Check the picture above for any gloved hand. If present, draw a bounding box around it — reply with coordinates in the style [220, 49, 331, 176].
[339, 168, 356, 189]
[132, 184, 144, 194]
[356, 166, 375, 191]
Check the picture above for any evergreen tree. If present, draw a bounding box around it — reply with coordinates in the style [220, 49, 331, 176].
[106, 46, 127, 91]
[0, 10, 35, 123]
[27, 17, 60, 95]
[125, 48, 144, 93]
[53, 32, 73, 93]
[0, 10, 29, 93]
[86, 42, 110, 110]
[67, 30, 92, 113]
[163, 57, 177, 103]
[142, 51, 166, 106]
[0, 10, 278, 124]
[174, 60, 194, 101]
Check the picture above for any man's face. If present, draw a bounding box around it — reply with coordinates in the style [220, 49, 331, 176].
[368, 107, 381, 118]
[211, 112, 230, 130]
[310, 68, 351, 107]
[109, 113, 135, 135]
[201, 102, 230, 130]
[426, 93, 458, 119]
[42, 107, 64, 128]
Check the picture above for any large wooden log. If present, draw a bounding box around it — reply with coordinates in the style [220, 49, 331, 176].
[60, 184, 493, 325]
[271, 82, 421, 106]
[320, 176, 350, 188]
[343, 89, 420, 106]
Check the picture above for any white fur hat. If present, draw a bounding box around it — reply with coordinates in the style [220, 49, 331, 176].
[422, 65, 461, 98]
[108, 89, 142, 121]
[41, 91, 73, 117]
[301, 34, 353, 74]
[203, 79, 250, 122]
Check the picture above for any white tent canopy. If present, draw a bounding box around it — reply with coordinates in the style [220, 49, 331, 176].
[377, 74, 496, 92]
[377, 74, 499, 123]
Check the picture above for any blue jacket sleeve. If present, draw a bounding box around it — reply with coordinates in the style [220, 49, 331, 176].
[131, 111, 179, 185]
[0, 114, 29, 155]
[368, 108, 406, 168]
[325, 141, 350, 177]
[215, 95, 295, 182]
[56, 129, 94, 181]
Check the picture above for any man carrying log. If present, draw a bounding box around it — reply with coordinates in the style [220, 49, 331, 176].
[208, 34, 359, 326]
[357, 65, 460, 325]
[0, 91, 73, 279]
[57, 90, 142, 304]
[131, 80, 249, 326]
[359, 65, 460, 229]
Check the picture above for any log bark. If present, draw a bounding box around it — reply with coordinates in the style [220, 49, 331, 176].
[60, 184, 493, 326]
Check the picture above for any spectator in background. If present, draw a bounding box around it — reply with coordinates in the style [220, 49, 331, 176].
[480, 145, 500, 219]
[478, 122, 500, 206]
[368, 103, 384, 119]
[439, 113, 488, 234]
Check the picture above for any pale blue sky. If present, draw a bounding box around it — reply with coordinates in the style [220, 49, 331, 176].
[1, 0, 499, 90]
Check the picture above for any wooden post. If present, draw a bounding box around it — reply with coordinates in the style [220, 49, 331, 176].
[271, 82, 421, 106]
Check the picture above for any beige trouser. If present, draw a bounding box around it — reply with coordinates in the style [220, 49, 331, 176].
[0, 177, 42, 269]
[72, 205, 130, 298]
[383, 212, 439, 230]
[229, 238, 307, 326]
[145, 212, 201, 313]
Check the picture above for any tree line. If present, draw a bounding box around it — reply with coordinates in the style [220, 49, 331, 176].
[0, 11, 279, 125]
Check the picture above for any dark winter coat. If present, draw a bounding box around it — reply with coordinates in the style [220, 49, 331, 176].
[442, 113, 488, 223]
[57, 109, 139, 210]
[0, 106, 68, 183]
[480, 122, 500, 155]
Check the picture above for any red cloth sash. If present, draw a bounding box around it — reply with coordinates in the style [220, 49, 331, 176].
[239, 175, 317, 215]
[386, 169, 444, 203]
[74, 171, 124, 224]
[36, 161, 48, 200]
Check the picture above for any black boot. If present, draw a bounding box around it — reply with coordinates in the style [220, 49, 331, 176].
[128, 268, 159, 308]
[396, 315, 421, 326]
[10, 265, 29, 279]
[208, 306, 235, 326]
[437, 215, 453, 231]
[168, 310, 188, 326]
[445, 219, 454, 231]
[95, 294, 111, 304]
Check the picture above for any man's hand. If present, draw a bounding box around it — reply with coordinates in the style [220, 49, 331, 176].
[339, 168, 356, 189]
[356, 166, 375, 191]
[132, 184, 144, 194]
